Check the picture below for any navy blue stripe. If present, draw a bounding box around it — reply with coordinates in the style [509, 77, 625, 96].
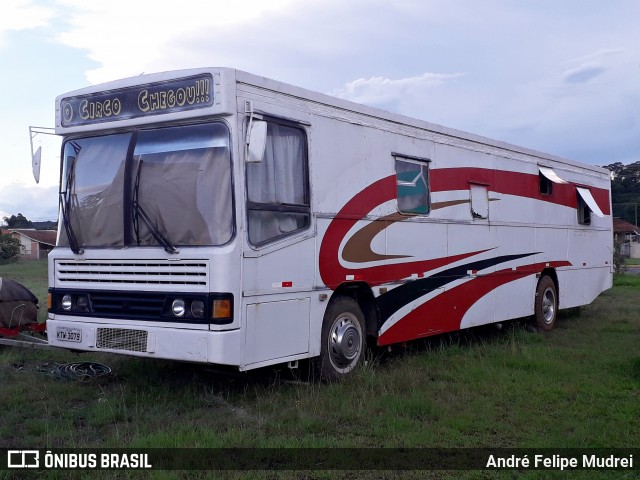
[377, 253, 538, 324]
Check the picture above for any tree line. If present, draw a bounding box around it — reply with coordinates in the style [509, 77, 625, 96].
[605, 161, 640, 226]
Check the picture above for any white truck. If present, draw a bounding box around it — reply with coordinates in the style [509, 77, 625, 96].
[44, 67, 613, 380]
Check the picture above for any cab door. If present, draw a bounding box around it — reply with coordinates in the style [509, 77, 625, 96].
[240, 111, 315, 368]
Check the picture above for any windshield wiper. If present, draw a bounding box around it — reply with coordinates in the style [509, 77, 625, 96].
[132, 160, 179, 254]
[60, 147, 83, 255]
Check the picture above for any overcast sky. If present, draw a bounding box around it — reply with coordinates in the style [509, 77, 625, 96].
[1, 0, 638, 222]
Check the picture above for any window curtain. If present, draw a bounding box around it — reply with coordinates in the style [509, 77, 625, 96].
[247, 123, 307, 244]
[134, 147, 232, 246]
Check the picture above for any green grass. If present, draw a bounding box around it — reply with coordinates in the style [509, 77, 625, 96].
[624, 257, 640, 266]
[1, 261, 639, 479]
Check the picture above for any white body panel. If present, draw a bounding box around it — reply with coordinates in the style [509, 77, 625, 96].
[47, 67, 613, 369]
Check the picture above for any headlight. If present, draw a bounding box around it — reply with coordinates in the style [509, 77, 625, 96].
[77, 295, 89, 312]
[171, 299, 186, 317]
[191, 300, 205, 319]
[62, 294, 73, 311]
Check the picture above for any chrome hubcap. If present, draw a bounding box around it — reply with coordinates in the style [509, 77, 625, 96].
[541, 287, 556, 324]
[328, 313, 362, 372]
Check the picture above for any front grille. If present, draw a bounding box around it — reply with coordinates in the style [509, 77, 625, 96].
[90, 292, 166, 318]
[50, 289, 216, 324]
[55, 259, 208, 291]
[97, 328, 148, 352]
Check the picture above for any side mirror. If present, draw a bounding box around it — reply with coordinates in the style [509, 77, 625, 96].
[246, 120, 267, 163]
[32, 146, 42, 184]
[29, 126, 56, 184]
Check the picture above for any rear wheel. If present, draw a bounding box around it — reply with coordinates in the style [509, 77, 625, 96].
[534, 276, 557, 331]
[313, 296, 365, 382]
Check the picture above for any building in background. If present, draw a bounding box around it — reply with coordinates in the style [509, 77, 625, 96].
[613, 218, 639, 258]
[0, 229, 56, 260]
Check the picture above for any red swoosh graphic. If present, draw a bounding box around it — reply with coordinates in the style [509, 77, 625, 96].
[318, 175, 489, 288]
[431, 168, 610, 215]
[318, 166, 603, 290]
[378, 260, 571, 345]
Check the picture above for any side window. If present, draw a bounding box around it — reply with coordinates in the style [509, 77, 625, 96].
[469, 183, 489, 219]
[577, 193, 592, 225]
[539, 172, 553, 195]
[576, 186, 605, 226]
[395, 156, 430, 215]
[246, 121, 310, 245]
[539, 166, 568, 195]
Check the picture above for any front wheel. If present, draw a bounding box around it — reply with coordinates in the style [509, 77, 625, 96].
[534, 276, 558, 332]
[313, 296, 366, 382]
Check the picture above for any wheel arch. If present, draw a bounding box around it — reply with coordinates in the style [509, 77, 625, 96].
[329, 282, 379, 341]
[538, 267, 559, 306]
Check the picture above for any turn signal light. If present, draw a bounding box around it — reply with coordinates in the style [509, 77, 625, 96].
[212, 299, 231, 320]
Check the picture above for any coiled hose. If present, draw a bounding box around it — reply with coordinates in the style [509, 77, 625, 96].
[48, 362, 112, 382]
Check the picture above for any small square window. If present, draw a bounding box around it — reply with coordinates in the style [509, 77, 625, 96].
[538, 166, 568, 195]
[575, 187, 605, 226]
[577, 194, 591, 225]
[470, 183, 489, 219]
[395, 156, 430, 215]
[539, 173, 553, 195]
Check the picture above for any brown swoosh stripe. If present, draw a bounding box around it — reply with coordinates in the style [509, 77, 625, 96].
[341, 200, 475, 264]
[341, 199, 500, 264]
[342, 213, 409, 263]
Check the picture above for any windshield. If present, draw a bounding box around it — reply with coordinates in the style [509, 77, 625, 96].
[58, 122, 233, 250]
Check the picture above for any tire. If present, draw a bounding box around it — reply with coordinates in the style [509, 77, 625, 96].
[534, 276, 558, 332]
[313, 296, 366, 382]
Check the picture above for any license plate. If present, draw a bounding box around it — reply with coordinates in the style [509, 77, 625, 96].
[56, 327, 82, 343]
